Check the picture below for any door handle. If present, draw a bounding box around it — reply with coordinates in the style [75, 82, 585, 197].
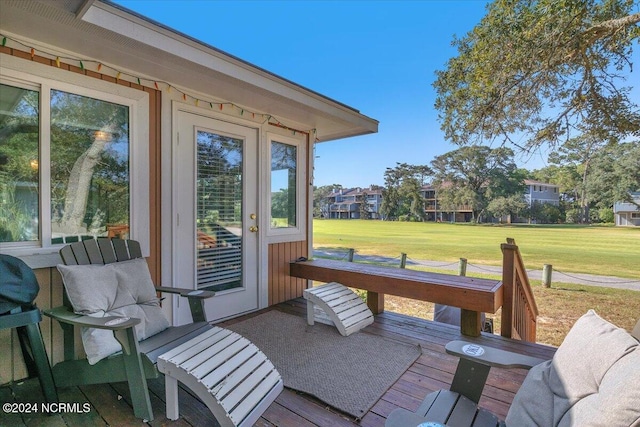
[249, 226, 259, 232]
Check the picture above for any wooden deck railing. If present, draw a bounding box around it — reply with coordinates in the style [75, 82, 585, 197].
[501, 238, 538, 341]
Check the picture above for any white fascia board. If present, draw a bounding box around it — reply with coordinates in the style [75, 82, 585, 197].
[83, 2, 377, 133]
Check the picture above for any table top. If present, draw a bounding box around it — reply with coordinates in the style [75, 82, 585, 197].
[290, 258, 503, 313]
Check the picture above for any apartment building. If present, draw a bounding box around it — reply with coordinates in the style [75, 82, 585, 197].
[325, 187, 383, 219]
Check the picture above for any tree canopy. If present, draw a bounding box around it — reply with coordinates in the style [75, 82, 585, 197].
[434, 0, 640, 151]
[430, 146, 525, 221]
[380, 163, 432, 221]
[539, 139, 640, 209]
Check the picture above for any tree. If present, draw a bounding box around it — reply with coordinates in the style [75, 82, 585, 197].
[381, 163, 432, 221]
[487, 195, 528, 222]
[527, 201, 564, 223]
[548, 133, 607, 222]
[434, 0, 640, 152]
[313, 184, 342, 218]
[542, 138, 640, 222]
[585, 141, 640, 206]
[357, 190, 371, 219]
[430, 146, 524, 221]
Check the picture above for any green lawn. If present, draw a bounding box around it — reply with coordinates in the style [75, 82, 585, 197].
[312, 220, 640, 279]
[313, 219, 640, 346]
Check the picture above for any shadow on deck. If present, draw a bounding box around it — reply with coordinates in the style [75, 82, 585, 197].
[1, 298, 556, 427]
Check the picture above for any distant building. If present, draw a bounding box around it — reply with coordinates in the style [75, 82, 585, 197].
[421, 184, 473, 223]
[325, 187, 383, 219]
[614, 192, 640, 227]
[323, 180, 561, 222]
[523, 180, 560, 208]
[421, 180, 559, 223]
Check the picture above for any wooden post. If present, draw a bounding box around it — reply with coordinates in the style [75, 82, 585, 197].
[458, 258, 467, 276]
[367, 291, 385, 315]
[543, 264, 552, 288]
[457, 258, 480, 336]
[501, 242, 516, 338]
[400, 253, 407, 269]
[347, 248, 354, 262]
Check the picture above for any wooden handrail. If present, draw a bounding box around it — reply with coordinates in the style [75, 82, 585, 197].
[500, 238, 538, 342]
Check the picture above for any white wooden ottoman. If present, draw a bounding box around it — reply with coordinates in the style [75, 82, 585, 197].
[303, 282, 374, 336]
[157, 326, 283, 427]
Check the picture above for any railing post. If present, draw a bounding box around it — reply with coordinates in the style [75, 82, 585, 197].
[458, 258, 467, 276]
[501, 242, 516, 339]
[543, 264, 552, 288]
[457, 257, 481, 336]
[347, 248, 354, 262]
[400, 253, 407, 269]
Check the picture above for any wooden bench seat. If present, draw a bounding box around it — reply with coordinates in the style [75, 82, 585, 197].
[303, 282, 374, 336]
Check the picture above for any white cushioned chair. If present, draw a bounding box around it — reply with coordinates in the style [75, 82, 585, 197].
[386, 310, 640, 427]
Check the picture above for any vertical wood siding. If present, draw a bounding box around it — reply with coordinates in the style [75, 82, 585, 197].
[267, 133, 312, 306]
[0, 48, 161, 384]
[268, 241, 308, 305]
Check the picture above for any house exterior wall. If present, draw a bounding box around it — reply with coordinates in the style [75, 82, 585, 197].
[0, 46, 163, 384]
[268, 241, 308, 305]
[524, 181, 560, 207]
[614, 194, 640, 226]
[0, 45, 312, 382]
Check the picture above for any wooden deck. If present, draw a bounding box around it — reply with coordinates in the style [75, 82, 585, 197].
[1, 299, 556, 427]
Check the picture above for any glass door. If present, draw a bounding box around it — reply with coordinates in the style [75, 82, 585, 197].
[174, 111, 258, 323]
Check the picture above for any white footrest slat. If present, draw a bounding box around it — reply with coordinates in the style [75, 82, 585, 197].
[158, 327, 283, 427]
[303, 282, 374, 336]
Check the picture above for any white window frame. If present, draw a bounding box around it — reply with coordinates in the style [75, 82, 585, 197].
[0, 55, 149, 259]
[265, 132, 306, 243]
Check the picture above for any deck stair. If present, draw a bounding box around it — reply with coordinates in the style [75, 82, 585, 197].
[157, 327, 283, 427]
[303, 282, 374, 336]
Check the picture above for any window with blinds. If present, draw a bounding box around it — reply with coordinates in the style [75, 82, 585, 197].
[196, 130, 243, 291]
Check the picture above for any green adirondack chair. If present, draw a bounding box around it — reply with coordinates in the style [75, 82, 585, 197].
[385, 310, 640, 427]
[43, 238, 215, 421]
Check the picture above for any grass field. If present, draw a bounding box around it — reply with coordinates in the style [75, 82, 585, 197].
[313, 220, 640, 278]
[312, 220, 640, 346]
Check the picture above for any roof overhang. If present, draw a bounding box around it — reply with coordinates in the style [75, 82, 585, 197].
[0, 0, 378, 142]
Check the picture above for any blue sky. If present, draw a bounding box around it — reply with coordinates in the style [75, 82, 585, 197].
[115, 0, 638, 188]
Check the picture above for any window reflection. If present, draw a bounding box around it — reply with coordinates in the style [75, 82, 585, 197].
[270, 141, 297, 228]
[0, 83, 39, 242]
[50, 90, 130, 242]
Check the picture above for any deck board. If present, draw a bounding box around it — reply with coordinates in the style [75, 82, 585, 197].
[0, 299, 555, 426]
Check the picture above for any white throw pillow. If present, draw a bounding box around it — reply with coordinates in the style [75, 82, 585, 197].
[57, 259, 169, 365]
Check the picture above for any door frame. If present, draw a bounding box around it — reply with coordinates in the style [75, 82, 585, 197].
[168, 101, 268, 325]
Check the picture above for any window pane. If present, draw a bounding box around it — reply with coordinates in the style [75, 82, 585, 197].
[270, 141, 296, 228]
[0, 83, 39, 243]
[196, 130, 243, 291]
[50, 90, 129, 242]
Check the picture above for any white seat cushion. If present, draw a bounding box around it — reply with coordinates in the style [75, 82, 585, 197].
[506, 310, 640, 426]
